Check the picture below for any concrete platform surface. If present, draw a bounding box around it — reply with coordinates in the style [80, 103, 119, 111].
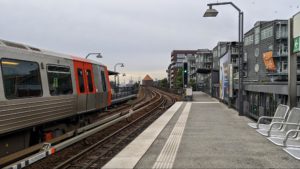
[103, 92, 300, 168]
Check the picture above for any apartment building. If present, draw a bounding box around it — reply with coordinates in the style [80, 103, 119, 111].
[211, 41, 241, 105]
[243, 20, 300, 119]
[167, 50, 212, 89]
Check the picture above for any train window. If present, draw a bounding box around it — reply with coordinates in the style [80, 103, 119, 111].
[77, 68, 85, 93]
[1, 58, 42, 99]
[47, 65, 73, 96]
[101, 71, 107, 92]
[86, 69, 93, 92]
[95, 65, 102, 92]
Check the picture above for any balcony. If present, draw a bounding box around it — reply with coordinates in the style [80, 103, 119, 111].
[232, 62, 238, 67]
[231, 58, 242, 67]
[267, 70, 300, 76]
[276, 31, 288, 39]
[190, 64, 196, 68]
[231, 48, 239, 55]
[203, 59, 212, 63]
[276, 51, 288, 57]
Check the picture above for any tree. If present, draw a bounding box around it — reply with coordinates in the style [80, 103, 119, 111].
[189, 79, 196, 90]
[159, 78, 168, 88]
[175, 68, 183, 89]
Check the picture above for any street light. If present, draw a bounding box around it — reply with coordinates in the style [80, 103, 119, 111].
[203, 2, 244, 116]
[86, 53, 102, 59]
[122, 73, 126, 85]
[203, 6, 218, 17]
[114, 63, 125, 89]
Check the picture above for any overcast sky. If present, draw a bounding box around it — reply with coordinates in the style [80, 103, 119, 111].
[0, 0, 299, 83]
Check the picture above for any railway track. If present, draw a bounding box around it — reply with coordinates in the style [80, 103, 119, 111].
[1, 87, 146, 168]
[53, 89, 170, 169]
[4, 87, 179, 169]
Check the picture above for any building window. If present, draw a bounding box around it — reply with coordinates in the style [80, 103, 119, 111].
[269, 45, 273, 50]
[47, 65, 73, 96]
[254, 27, 260, 45]
[278, 43, 288, 56]
[281, 61, 288, 72]
[220, 47, 227, 56]
[276, 25, 288, 39]
[77, 68, 85, 93]
[86, 69, 93, 92]
[244, 35, 254, 46]
[261, 26, 273, 40]
[244, 52, 248, 62]
[1, 58, 42, 99]
[255, 48, 259, 57]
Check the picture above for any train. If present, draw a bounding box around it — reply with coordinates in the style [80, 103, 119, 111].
[0, 39, 112, 158]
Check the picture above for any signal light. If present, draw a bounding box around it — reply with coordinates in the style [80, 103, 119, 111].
[183, 62, 188, 87]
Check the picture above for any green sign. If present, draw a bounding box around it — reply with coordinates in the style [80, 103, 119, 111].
[294, 36, 300, 53]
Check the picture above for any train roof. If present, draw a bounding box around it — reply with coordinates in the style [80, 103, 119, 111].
[0, 39, 105, 66]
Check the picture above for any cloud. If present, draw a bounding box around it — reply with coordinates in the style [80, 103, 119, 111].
[0, 0, 299, 82]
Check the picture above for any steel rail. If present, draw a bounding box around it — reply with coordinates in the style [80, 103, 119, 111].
[4, 89, 165, 169]
[1, 88, 148, 167]
[54, 90, 165, 169]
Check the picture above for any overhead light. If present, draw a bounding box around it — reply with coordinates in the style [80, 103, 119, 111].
[203, 6, 219, 17]
[95, 53, 102, 58]
[86, 53, 103, 59]
[2, 61, 19, 65]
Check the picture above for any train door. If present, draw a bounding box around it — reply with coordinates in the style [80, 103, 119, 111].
[99, 66, 108, 107]
[84, 63, 96, 111]
[104, 66, 112, 106]
[74, 61, 87, 113]
[93, 65, 102, 109]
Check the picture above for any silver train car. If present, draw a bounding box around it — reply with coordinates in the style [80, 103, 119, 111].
[0, 39, 112, 158]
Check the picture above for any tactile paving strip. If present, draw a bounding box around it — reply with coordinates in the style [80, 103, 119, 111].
[102, 102, 184, 169]
[152, 103, 192, 169]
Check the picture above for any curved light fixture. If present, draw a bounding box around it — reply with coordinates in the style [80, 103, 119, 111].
[203, 6, 219, 17]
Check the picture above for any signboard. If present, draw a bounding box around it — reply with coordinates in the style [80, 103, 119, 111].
[263, 51, 276, 71]
[229, 64, 233, 98]
[293, 12, 300, 53]
[219, 52, 229, 101]
[294, 36, 300, 53]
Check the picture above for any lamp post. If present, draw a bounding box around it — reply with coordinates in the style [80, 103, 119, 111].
[86, 53, 102, 59]
[122, 73, 126, 85]
[204, 1, 244, 116]
[210, 54, 214, 97]
[114, 63, 125, 90]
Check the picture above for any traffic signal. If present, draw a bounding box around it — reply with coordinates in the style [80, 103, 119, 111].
[183, 62, 188, 87]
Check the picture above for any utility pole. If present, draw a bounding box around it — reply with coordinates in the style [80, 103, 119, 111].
[288, 12, 300, 108]
[203, 2, 244, 115]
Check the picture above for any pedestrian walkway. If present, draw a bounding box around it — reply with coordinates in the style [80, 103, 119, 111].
[103, 92, 300, 168]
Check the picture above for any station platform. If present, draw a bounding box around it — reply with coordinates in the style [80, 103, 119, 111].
[103, 92, 300, 168]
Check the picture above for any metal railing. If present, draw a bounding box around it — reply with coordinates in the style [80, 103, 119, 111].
[277, 50, 288, 57]
[276, 31, 288, 39]
[112, 86, 139, 100]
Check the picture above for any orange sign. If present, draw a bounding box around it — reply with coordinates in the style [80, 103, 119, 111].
[263, 51, 276, 71]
